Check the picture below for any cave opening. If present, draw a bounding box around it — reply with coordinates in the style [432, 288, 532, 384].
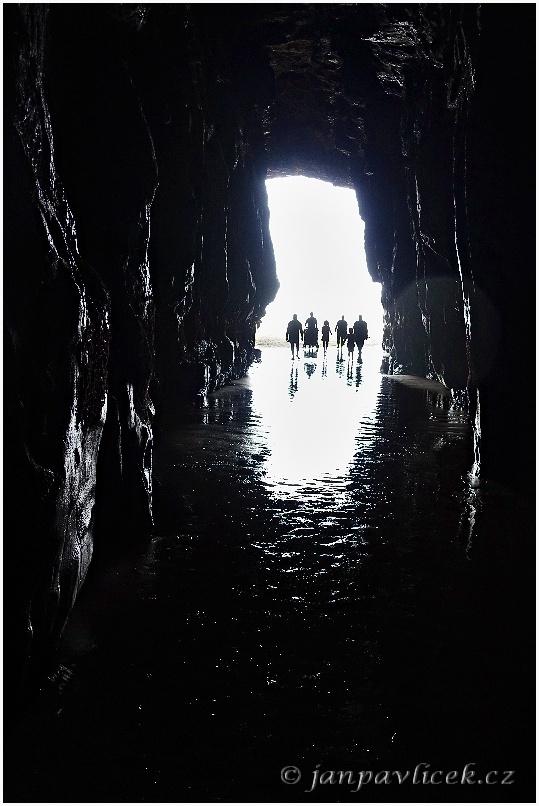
[256, 176, 384, 345]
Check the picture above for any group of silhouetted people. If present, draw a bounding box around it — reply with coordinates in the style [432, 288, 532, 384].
[337, 314, 369, 359]
[286, 312, 369, 360]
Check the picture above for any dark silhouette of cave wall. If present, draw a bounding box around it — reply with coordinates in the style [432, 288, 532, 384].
[4, 3, 535, 701]
[342, 5, 535, 490]
[463, 6, 535, 493]
[4, 4, 278, 701]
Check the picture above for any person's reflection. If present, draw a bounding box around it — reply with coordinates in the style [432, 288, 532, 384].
[321, 356, 328, 378]
[355, 364, 363, 387]
[289, 365, 299, 398]
[346, 362, 354, 382]
[335, 353, 345, 377]
[303, 361, 317, 379]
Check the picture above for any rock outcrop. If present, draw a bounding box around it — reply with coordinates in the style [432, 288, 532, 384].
[4, 4, 534, 701]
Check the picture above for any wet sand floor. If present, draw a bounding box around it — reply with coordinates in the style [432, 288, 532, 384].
[6, 346, 535, 802]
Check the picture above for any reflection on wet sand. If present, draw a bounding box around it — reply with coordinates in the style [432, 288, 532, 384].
[6, 345, 535, 804]
[249, 346, 382, 496]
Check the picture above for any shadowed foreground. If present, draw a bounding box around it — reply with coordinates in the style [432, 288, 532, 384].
[6, 347, 535, 803]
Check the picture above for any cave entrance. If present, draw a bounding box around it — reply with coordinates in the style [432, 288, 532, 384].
[257, 176, 383, 345]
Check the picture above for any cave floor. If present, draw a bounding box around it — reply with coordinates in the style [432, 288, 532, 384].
[5, 346, 535, 803]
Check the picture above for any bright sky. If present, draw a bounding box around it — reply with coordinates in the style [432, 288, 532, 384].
[257, 176, 383, 341]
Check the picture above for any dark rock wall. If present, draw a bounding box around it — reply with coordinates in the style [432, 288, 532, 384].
[5, 3, 278, 697]
[5, 5, 112, 698]
[134, 6, 278, 418]
[464, 5, 535, 490]
[356, 4, 535, 487]
[4, 3, 534, 697]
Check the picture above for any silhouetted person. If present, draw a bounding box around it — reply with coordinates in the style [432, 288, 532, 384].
[335, 315, 348, 349]
[321, 320, 332, 352]
[346, 327, 356, 360]
[304, 311, 319, 350]
[305, 311, 318, 331]
[353, 314, 369, 355]
[286, 313, 303, 359]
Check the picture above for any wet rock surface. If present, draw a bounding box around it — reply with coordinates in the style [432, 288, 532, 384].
[6, 348, 534, 802]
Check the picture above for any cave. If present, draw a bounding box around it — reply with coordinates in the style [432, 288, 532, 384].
[4, 4, 536, 802]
